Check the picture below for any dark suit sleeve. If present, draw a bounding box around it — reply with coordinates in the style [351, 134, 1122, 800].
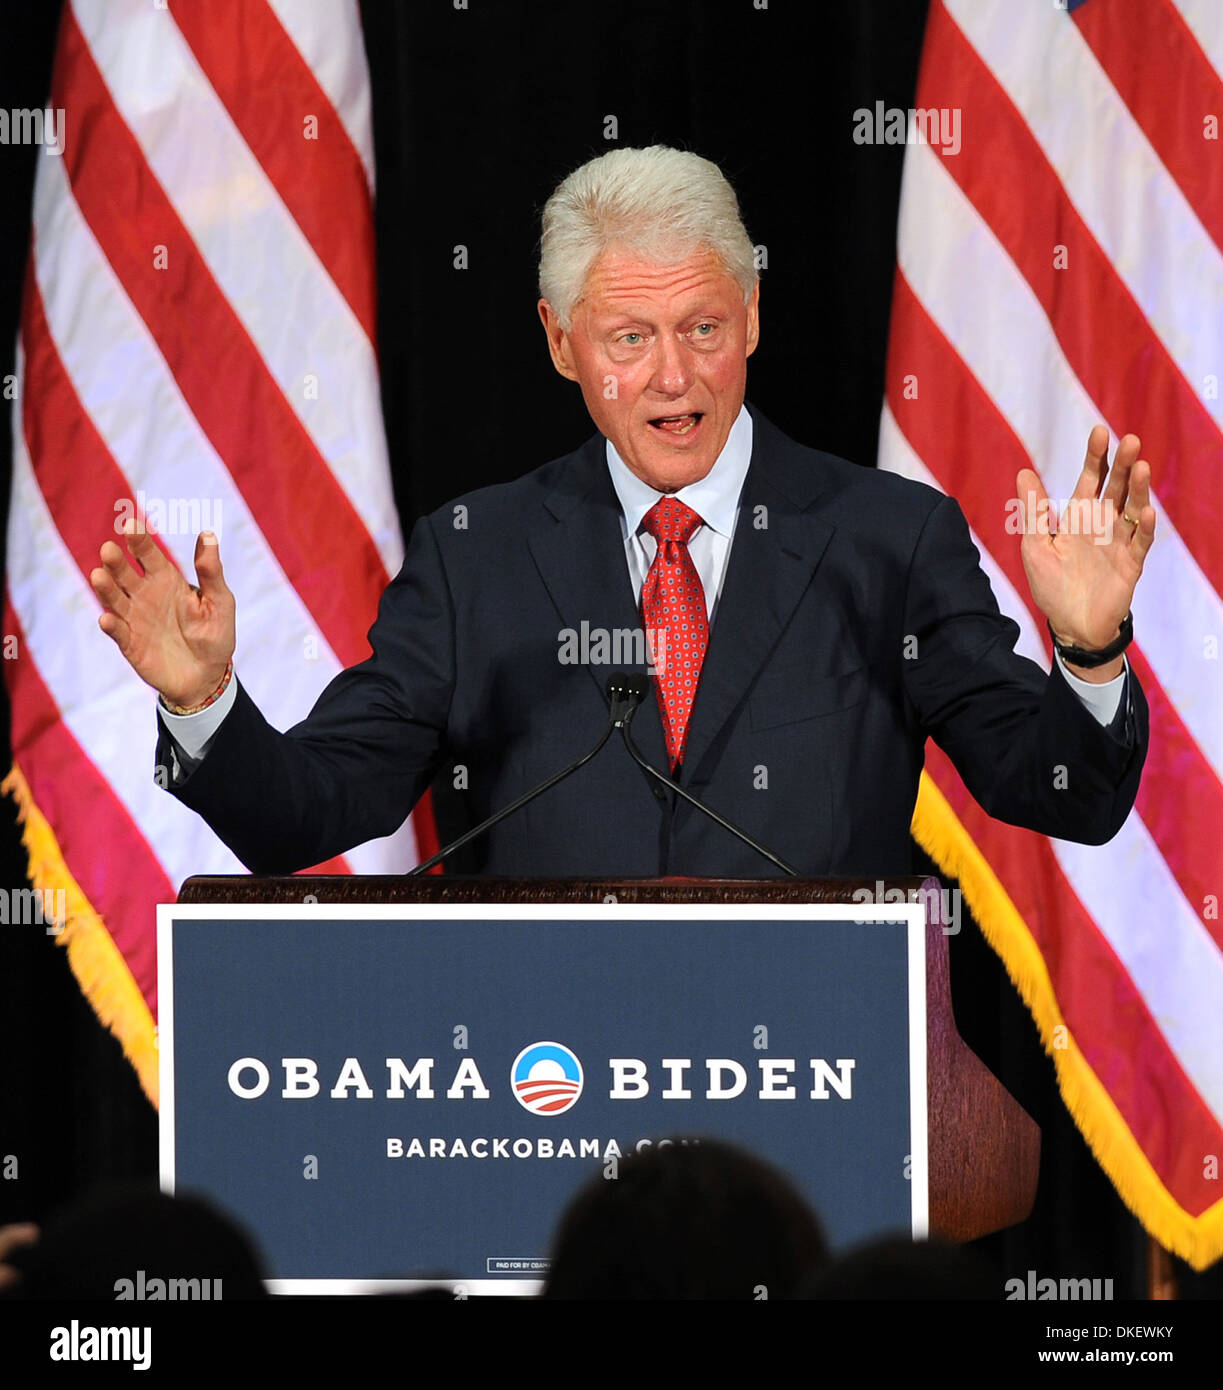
[900, 495, 1147, 845]
[155, 514, 455, 872]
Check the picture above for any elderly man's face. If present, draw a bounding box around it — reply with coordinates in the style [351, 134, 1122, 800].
[539, 247, 760, 493]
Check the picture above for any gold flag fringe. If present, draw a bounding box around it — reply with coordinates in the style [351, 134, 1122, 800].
[3, 763, 158, 1107]
[912, 769, 1222, 1272]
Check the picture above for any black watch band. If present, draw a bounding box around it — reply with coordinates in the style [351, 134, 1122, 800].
[1048, 611, 1133, 668]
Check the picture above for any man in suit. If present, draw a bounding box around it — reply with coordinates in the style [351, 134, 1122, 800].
[91, 146, 1153, 877]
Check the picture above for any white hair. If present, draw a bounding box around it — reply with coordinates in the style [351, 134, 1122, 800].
[538, 145, 757, 329]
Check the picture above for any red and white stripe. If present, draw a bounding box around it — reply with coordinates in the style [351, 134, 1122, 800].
[6, 0, 431, 1035]
[881, 0, 1223, 1240]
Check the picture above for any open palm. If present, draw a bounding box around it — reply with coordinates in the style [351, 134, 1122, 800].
[90, 522, 235, 708]
[1017, 427, 1155, 651]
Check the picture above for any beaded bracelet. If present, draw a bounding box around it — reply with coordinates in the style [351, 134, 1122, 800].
[160, 660, 234, 716]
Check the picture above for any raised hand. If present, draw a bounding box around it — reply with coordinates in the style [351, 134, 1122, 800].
[1015, 426, 1155, 679]
[90, 523, 236, 708]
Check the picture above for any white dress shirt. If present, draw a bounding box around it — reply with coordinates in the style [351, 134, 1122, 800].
[160, 404, 1126, 771]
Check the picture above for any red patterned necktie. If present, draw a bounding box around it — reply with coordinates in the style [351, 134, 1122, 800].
[640, 497, 709, 771]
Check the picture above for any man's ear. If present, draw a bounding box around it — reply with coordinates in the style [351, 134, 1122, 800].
[744, 280, 761, 359]
[538, 299, 579, 381]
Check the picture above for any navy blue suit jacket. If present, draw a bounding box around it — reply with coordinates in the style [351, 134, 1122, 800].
[158, 404, 1147, 876]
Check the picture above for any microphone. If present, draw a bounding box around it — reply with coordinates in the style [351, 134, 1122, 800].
[408, 672, 799, 877]
[609, 672, 800, 877]
[407, 690, 621, 876]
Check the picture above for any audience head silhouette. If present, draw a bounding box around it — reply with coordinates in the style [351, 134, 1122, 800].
[4, 1183, 266, 1300]
[543, 1138, 827, 1300]
[798, 1233, 996, 1300]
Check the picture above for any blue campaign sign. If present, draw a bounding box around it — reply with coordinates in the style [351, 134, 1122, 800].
[158, 903, 927, 1293]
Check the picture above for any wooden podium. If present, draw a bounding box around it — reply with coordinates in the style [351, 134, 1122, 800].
[178, 873, 1040, 1244]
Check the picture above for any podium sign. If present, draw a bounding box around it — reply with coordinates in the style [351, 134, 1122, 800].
[159, 902, 928, 1294]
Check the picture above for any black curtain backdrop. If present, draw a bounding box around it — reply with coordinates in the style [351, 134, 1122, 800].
[0, 0, 1209, 1297]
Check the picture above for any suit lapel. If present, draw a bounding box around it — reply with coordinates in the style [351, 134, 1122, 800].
[526, 408, 837, 786]
[527, 435, 669, 771]
[679, 409, 836, 782]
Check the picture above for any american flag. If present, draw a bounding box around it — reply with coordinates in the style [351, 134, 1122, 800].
[881, 0, 1223, 1269]
[4, 0, 434, 1107]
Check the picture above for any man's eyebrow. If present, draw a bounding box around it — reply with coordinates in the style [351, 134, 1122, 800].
[597, 304, 728, 328]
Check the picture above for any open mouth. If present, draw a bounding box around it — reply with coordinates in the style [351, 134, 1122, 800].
[648, 412, 703, 436]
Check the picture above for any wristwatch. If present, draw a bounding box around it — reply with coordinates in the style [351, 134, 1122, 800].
[1047, 612, 1133, 669]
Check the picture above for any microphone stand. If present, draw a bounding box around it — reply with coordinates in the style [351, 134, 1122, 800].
[409, 672, 799, 878]
[614, 676, 799, 877]
[407, 709, 620, 876]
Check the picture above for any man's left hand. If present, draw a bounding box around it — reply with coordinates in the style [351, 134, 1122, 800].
[1016, 426, 1156, 683]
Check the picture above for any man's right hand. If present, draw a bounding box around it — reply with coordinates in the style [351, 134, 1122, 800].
[90, 523, 236, 709]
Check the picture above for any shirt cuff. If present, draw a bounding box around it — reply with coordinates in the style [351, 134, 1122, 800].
[1054, 649, 1127, 727]
[157, 673, 239, 762]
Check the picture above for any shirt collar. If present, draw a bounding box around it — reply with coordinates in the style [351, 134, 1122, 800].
[604, 405, 753, 541]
